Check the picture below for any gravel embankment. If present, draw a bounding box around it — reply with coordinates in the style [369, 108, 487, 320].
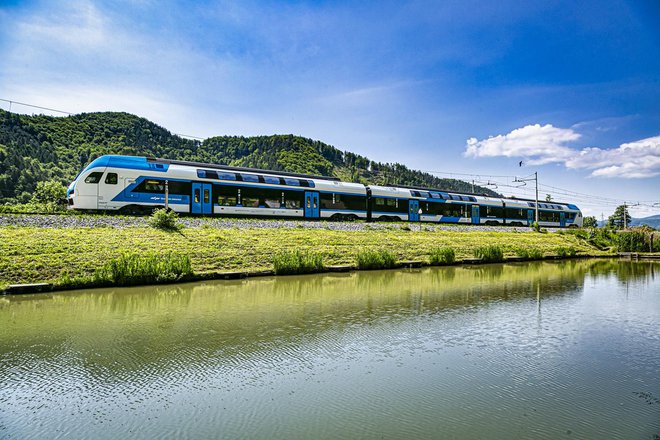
[0, 214, 543, 232]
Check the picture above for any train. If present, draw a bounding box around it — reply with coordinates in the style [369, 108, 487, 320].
[67, 155, 583, 228]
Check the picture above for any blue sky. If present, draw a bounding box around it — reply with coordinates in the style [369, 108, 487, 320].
[1, 0, 659, 217]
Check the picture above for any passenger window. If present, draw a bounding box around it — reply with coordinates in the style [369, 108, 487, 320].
[84, 172, 104, 184]
[105, 173, 118, 184]
[194, 189, 200, 203]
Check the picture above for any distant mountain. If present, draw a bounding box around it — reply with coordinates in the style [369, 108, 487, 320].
[0, 109, 499, 202]
[630, 215, 660, 229]
[598, 215, 660, 229]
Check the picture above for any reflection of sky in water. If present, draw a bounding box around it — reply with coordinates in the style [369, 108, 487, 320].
[1, 260, 658, 439]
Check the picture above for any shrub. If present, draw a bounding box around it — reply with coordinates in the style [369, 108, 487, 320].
[148, 208, 182, 231]
[356, 249, 397, 270]
[473, 245, 504, 262]
[429, 247, 455, 265]
[530, 221, 540, 232]
[273, 250, 324, 275]
[31, 180, 67, 205]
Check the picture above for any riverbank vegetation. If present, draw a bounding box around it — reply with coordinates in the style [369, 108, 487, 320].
[429, 246, 456, 265]
[272, 250, 325, 275]
[0, 221, 613, 291]
[473, 245, 505, 262]
[356, 249, 398, 270]
[60, 252, 193, 289]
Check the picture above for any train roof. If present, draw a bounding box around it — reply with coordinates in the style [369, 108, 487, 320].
[147, 157, 341, 182]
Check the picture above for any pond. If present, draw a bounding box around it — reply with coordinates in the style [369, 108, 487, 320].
[1, 260, 659, 439]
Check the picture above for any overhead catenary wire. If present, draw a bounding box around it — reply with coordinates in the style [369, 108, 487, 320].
[423, 169, 660, 210]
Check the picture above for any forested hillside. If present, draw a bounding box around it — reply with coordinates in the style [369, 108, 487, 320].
[0, 109, 498, 202]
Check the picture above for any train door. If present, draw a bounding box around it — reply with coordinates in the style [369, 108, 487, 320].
[304, 191, 319, 218]
[192, 183, 212, 214]
[527, 209, 535, 225]
[77, 170, 104, 209]
[408, 200, 420, 222]
[560, 212, 566, 227]
[471, 205, 480, 225]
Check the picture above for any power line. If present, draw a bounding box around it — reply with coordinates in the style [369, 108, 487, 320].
[427, 171, 660, 210]
[0, 97, 203, 141]
[0, 98, 73, 115]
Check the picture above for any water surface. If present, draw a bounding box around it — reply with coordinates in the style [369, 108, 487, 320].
[1, 260, 658, 439]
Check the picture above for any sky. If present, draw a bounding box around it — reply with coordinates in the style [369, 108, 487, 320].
[1, 0, 659, 218]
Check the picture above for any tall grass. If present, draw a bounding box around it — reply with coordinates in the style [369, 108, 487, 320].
[555, 246, 577, 257]
[515, 248, 544, 260]
[272, 250, 324, 275]
[59, 252, 193, 288]
[429, 247, 455, 265]
[356, 249, 397, 270]
[473, 245, 504, 262]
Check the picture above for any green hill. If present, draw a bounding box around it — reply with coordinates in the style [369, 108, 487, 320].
[0, 109, 498, 203]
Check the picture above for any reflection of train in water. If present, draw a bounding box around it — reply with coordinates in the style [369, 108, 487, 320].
[67, 155, 583, 227]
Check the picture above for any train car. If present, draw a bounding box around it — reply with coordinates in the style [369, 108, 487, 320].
[67, 155, 582, 227]
[367, 185, 414, 221]
[366, 184, 582, 227]
[67, 155, 368, 219]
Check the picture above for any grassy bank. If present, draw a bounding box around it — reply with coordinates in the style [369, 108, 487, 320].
[0, 222, 609, 291]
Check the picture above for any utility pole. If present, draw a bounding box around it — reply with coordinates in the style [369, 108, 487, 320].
[472, 180, 475, 193]
[535, 171, 539, 223]
[514, 172, 539, 223]
[165, 180, 169, 211]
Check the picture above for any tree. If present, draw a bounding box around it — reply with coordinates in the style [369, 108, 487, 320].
[607, 205, 632, 229]
[583, 216, 598, 228]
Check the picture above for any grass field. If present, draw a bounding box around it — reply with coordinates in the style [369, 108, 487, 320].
[0, 222, 606, 290]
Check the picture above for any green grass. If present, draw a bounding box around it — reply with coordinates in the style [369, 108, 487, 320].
[473, 245, 504, 262]
[356, 249, 397, 270]
[273, 250, 324, 275]
[0, 221, 609, 290]
[429, 247, 456, 265]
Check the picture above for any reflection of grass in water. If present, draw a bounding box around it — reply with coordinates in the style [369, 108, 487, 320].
[3, 259, 658, 375]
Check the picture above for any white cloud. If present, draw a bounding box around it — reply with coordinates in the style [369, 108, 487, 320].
[465, 124, 660, 178]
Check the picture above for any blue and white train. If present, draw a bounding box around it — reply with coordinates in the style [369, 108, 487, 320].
[67, 155, 583, 227]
